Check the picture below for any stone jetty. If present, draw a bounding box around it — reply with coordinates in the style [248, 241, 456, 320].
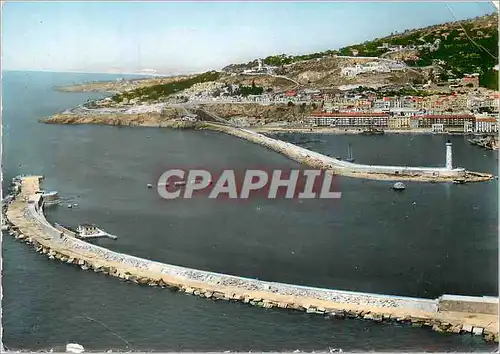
[199, 122, 493, 183]
[3, 176, 498, 343]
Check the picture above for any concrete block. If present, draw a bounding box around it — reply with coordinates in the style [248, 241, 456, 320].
[472, 327, 484, 336]
[451, 325, 462, 333]
[363, 314, 375, 320]
[462, 324, 473, 333]
[432, 324, 444, 333]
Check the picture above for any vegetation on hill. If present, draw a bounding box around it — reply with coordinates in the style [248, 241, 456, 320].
[235, 81, 264, 96]
[112, 71, 221, 102]
[334, 13, 498, 89]
[225, 13, 499, 90]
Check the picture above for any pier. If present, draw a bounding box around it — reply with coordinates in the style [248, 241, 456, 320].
[3, 176, 499, 343]
[200, 122, 493, 183]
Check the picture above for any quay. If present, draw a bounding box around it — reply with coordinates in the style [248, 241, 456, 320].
[199, 122, 493, 183]
[3, 176, 499, 342]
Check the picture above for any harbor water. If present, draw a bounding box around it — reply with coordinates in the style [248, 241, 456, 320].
[2, 71, 498, 351]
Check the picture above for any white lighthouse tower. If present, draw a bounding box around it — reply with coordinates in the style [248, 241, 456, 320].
[445, 140, 453, 170]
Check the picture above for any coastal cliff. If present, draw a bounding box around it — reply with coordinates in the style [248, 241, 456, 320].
[41, 102, 316, 128]
[200, 103, 316, 125]
[41, 112, 196, 129]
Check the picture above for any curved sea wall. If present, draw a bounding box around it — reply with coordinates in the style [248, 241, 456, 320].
[4, 176, 498, 343]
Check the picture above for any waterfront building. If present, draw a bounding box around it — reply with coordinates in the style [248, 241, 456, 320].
[388, 116, 412, 130]
[432, 123, 445, 133]
[410, 114, 475, 132]
[307, 112, 389, 128]
[475, 116, 499, 133]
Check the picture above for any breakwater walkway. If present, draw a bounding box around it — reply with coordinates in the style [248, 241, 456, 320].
[200, 122, 493, 183]
[4, 176, 498, 343]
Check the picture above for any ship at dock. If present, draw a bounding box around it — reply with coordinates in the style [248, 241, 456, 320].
[76, 224, 118, 240]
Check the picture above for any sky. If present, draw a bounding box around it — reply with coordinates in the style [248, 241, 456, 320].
[2, 1, 497, 74]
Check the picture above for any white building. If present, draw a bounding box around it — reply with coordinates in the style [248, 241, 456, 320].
[432, 124, 444, 133]
[475, 116, 498, 133]
[341, 62, 391, 77]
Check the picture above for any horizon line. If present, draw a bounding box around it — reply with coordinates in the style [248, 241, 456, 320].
[0, 69, 196, 77]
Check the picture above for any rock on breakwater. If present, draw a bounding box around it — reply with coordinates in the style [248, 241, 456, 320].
[4, 176, 499, 343]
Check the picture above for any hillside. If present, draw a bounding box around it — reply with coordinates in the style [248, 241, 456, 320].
[223, 12, 499, 89]
[341, 13, 499, 88]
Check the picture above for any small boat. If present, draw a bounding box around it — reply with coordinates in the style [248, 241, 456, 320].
[41, 191, 59, 205]
[361, 127, 384, 136]
[393, 182, 406, 191]
[66, 343, 85, 354]
[41, 191, 58, 198]
[343, 143, 355, 163]
[453, 179, 466, 184]
[146, 183, 153, 188]
[76, 224, 117, 240]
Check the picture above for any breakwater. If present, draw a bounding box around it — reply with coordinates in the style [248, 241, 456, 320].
[3, 176, 498, 343]
[197, 122, 494, 183]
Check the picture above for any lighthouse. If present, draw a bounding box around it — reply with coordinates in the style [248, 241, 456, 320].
[446, 140, 453, 170]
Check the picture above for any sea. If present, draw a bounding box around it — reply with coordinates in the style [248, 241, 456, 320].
[2, 70, 498, 352]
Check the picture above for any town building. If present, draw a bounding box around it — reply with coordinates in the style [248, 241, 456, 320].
[431, 124, 445, 133]
[475, 116, 498, 133]
[341, 62, 391, 77]
[410, 114, 475, 132]
[388, 116, 412, 130]
[461, 73, 480, 88]
[307, 112, 389, 128]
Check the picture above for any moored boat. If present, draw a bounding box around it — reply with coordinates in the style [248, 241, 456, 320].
[76, 224, 118, 240]
[361, 127, 384, 135]
[393, 182, 406, 191]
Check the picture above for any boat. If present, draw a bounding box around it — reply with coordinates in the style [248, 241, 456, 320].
[361, 127, 384, 136]
[393, 182, 406, 191]
[76, 224, 118, 240]
[66, 343, 85, 354]
[41, 191, 59, 204]
[343, 143, 355, 163]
